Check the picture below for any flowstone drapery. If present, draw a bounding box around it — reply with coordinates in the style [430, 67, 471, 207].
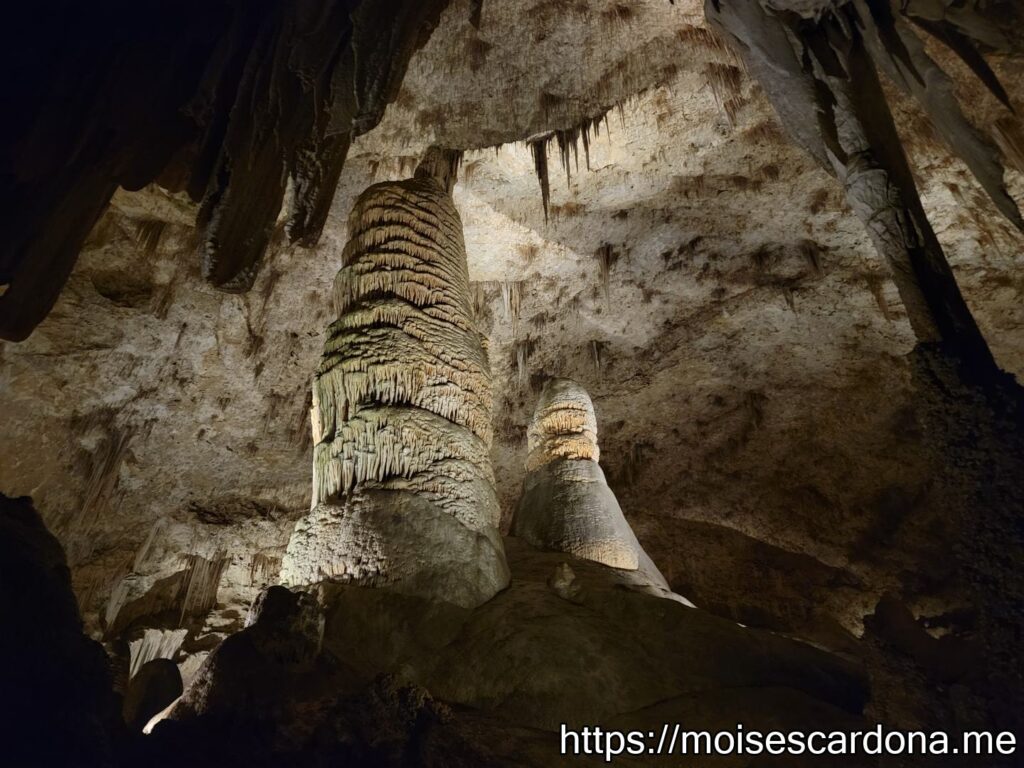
[513, 379, 677, 597]
[281, 154, 509, 608]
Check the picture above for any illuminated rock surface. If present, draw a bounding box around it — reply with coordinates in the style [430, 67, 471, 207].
[281, 160, 509, 607]
[514, 378, 683, 600]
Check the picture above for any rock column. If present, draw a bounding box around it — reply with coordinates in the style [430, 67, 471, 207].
[281, 152, 509, 608]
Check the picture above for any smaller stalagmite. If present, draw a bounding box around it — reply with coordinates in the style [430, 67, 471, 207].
[513, 378, 677, 597]
[281, 150, 509, 608]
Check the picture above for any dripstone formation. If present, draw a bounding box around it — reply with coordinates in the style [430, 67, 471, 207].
[281, 154, 509, 608]
[0, 0, 449, 341]
[705, 0, 1021, 373]
[513, 378, 679, 599]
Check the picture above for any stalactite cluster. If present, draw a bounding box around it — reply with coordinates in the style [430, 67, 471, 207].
[705, 0, 1021, 373]
[499, 280, 524, 328]
[1, 0, 450, 341]
[282, 157, 508, 607]
[511, 338, 536, 389]
[595, 242, 618, 302]
[528, 109, 612, 220]
[128, 629, 188, 679]
[248, 553, 282, 587]
[703, 62, 744, 123]
[177, 552, 229, 624]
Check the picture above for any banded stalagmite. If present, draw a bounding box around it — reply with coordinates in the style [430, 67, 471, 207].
[281, 149, 509, 608]
[513, 378, 686, 602]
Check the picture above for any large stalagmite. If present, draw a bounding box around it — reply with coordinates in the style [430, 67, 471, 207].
[281, 152, 509, 608]
[513, 379, 678, 598]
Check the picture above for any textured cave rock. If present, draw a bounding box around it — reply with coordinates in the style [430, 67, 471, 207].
[0, 494, 123, 766]
[705, 0, 1019, 372]
[904, 344, 1024, 737]
[150, 540, 871, 766]
[281, 157, 509, 608]
[194, 0, 452, 290]
[1, 0, 449, 341]
[705, 0, 1024, 738]
[900, 0, 1024, 56]
[513, 378, 678, 598]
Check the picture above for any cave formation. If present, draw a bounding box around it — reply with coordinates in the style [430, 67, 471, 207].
[281, 149, 509, 607]
[2, 1, 1024, 766]
[513, 377, 682, 600]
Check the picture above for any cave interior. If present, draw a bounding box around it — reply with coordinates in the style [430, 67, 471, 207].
[1, 1, 1023, 766]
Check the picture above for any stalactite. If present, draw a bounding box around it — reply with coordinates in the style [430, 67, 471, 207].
[500, 280, 524, 328]
[62, 425, 135, 559]
[797, 239, 824, 276]
[671, 173, 709, 199]
[128, 629, 188, 679]
[852, 0, 1023, 232]
[550, 202, 586, 219]
[529, 110, 611, 221]
[103, 579, 132, 634]
[595, 243, 618, 303]
[1, 0, 449, 341]
[133, 522, 164, 572]
[676, 24, 735, 61]
[566, 292, 583, 318]
[512, 338, 536, 389]
[704, 62, 744, 124]
[517, 243, 541, 263]
[706, 0, 1008, 373]
[469, 282, 491, 327]
[601, 3, 635, 25]
[530, 138, 551, 222]
[590, 340, 605, 382]
[249, 553, 282, 587]
[561, 110, 611, 177]
[743, 119, 786, 146]
[134, 220, 167, 257]
[555, 131, 579, 188]
[177, 551, 229, 625]
[77, 559, 131, 623]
